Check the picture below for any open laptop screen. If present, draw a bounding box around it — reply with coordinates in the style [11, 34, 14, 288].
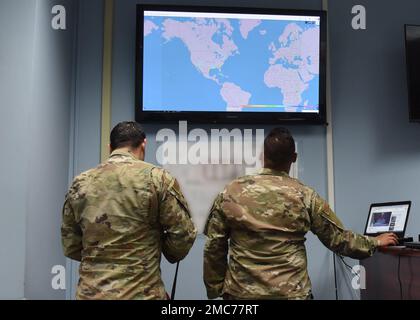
[365, 202, 411, 236]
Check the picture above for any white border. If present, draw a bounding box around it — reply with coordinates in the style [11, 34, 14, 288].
[145, 10, 321, 22]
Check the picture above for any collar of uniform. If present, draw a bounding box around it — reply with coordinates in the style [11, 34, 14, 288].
[109, 149, 138, 161]
[258, 167, 289, 177]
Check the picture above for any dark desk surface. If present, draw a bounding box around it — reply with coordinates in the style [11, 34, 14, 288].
[378, 246, 420, 257]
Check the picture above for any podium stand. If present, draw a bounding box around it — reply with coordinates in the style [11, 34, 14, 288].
[360, 247, 420, 299]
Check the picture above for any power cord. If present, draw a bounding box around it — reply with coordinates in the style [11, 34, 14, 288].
[333, 254, 338, 300]
[333, 254, 361, 300]
[337, 255, 360, 280]
[170, 262, 180, 300]
[397, 255, 403, 300]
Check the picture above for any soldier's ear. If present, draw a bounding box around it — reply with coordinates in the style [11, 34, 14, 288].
[142, 139, 147, 148]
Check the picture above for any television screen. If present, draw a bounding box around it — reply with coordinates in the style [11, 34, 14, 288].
[405, 24, 420, 122]
[136, 5, 327, 124]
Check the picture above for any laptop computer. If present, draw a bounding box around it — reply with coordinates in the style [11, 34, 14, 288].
[364, 201, 411, 242]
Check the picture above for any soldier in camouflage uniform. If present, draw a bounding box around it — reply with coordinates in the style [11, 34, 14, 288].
[203, 127, 397, 300]
[61, 121, 197, 300]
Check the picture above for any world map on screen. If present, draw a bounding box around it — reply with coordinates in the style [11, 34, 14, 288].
[143, 11, 320, 113]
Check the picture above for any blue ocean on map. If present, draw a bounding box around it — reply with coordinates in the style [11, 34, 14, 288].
[144, 24, 225, 111]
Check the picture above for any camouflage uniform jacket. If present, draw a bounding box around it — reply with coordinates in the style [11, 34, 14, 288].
[61, 150, 197, 300]
[203, 168, 379, 299]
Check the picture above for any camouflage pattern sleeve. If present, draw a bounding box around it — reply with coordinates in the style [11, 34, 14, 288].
[309, 191, 379, 259]
[203, 193, 229, 299]
[153, 168, 197, 264]
[61, 195, 82, 261]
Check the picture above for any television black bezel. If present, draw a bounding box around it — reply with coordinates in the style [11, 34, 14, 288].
[404, 24, 420, 123]
[135, 4, 327, 125]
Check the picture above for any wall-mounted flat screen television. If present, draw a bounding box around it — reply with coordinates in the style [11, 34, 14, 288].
[136, 5, 327, 124]
[405, 24, 420, 122]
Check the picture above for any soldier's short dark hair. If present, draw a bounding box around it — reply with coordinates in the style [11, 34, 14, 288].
[110, 121, 146, 151]
[264, 127, 295, 165]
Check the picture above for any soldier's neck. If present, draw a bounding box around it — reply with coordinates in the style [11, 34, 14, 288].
[264, 164, 291, 174]
[114, 147, 143, 161]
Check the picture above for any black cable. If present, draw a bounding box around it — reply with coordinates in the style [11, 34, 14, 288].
[335, 253, 370, 300]
[170, 262, 180, 300]
[398, 255, 403, 300]
[333, 254, 338, 300]
[338, 255, 351, 268]
[337, 255, 360, 280]
[338, 255, 353, 271]
[335, 255, 361, 300]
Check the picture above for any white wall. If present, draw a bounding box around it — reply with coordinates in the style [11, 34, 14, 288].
[0, 0, 76, 299]
[24, 0, 76, 299]
[0, 0, 37, 299]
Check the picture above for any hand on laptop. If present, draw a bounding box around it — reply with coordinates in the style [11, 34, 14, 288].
[375, 233, 399, 246]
